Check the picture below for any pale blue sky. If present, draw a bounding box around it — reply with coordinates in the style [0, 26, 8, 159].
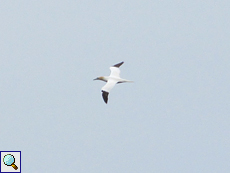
[1, 1, 230, 172]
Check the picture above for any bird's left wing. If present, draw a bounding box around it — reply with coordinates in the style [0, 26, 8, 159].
[109, 62, 124, 78]
[109, 67, 121, 78]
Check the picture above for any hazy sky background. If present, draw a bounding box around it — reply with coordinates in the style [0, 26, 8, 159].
[1, 1, 230, 172]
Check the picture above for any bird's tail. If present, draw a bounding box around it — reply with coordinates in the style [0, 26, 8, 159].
[118, 79, 134, 83]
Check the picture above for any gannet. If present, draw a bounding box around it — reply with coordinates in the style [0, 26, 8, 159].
[94, 61, 133, 104]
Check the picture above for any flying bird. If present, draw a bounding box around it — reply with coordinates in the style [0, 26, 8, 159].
[94, 61, 133, 104]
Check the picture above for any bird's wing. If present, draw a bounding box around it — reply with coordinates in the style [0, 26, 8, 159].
[113, 61, 124, 68]
[101, 79, 117, 103]
[102, 91, 109, 104]
[101, 79, 117, 92]
[109, 62, 124, 78]
[109, 67, 121, 78]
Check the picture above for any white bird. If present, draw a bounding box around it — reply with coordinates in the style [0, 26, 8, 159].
[94, 61, 133, 104]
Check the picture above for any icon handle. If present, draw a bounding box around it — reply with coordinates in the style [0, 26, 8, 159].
[11, 164, 18, 170]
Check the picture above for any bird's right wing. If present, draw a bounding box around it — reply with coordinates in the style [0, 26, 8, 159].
[101, 79, 117, 92]
[101, 79, 117, 104]
[102, 91, 109, 104]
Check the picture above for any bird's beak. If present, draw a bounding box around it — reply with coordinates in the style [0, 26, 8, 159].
[93, 78, 98, 80]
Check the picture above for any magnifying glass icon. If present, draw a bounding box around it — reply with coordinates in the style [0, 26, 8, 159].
[3, 154, 18, 170]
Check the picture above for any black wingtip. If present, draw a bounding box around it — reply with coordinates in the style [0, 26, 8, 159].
[113, 61, 124, 68]
[101, 90, 109, 104]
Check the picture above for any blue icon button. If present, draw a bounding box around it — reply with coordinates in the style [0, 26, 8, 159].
[3, 154, 18, 170]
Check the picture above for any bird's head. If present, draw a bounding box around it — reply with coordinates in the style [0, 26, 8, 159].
[93, 76, 107, 82]
[94, 76, 102, 80]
